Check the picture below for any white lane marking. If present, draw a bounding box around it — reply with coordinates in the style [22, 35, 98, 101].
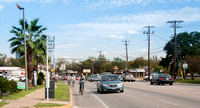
[158, 99, 178, 106]
[85, 88, 109, 108]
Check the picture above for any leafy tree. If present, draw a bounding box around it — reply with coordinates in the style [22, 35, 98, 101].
[181, 55, 200, 80]
[160, 31, 200, 76]
[9, 18, 47, 87]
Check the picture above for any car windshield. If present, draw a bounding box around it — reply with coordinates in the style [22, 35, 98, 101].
[91, 75, 98, 77]
[101, 76, 120, 81]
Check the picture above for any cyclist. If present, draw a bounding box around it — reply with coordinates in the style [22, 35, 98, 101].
[79, 73, 86, 93]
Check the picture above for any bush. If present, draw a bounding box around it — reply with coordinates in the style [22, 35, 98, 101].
[37, 72, 44, 85]
[0, 77, 19, 94]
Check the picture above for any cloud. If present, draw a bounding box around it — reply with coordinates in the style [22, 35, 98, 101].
[86, 0, 200, 9]
[95, 7, 200, 26]
[40, 0, 55, 4]
[92, 48, 97, 50]
[54, 7, 200, 43]
[0, 0, 34, 2]
[105, 34, 125, 40]
[0, 5, 3, 11]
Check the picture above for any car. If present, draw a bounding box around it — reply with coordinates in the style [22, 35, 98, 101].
[143, 75, 149, 81]
[97, 74, 124, 93]
[7, 76, 20, 81]
[88, 74, 98, 82]
[150, 73, 174, 85]
[122, 73, 135, 82]
[101, 72, 112, 75]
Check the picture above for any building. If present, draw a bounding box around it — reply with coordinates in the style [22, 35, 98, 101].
[129, 68, 145, 80]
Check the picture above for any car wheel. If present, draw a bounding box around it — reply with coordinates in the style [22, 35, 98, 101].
[162, 83, 164, 85]
[120, 90, 124, 93]
[169, 82, 173, 86]
[131, 81, 133, 82]
[150, 81, 153, 85]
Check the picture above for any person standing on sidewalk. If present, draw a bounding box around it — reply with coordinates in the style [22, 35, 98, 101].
[71, 74, 76, 87]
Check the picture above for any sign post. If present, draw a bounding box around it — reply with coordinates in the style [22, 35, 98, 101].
[183, 62, 188, 80]
[46, 36, 55, 102]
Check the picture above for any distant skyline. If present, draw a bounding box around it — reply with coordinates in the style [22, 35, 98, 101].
[0, 0, 200, 61]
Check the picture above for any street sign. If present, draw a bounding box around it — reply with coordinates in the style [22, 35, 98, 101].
[17, 82, 25, 89]
[116, 59, 122, 62]
[48, 36, 55, 42]
[183, 62, 188, 69]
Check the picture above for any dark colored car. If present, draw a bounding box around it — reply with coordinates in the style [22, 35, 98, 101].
[88, 75, 98, 82]
[150, 73, 174, 85]
[97, 74, 124, 93]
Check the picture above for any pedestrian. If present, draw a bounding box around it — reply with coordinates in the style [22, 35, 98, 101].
[71, 74, 76, 87]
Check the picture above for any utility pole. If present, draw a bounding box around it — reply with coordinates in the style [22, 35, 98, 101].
[122, 40, 130, 72]
[143, 26, 155, 81]
[99, 51, 102, 75]
[167, 20, 183, 79]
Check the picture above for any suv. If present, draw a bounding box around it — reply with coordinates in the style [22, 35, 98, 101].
[150, 73, 174, 85]
[122, 73, 135, 82]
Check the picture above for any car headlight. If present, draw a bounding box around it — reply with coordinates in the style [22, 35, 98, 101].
[102, 83, 109, 87]
[118, 83, 123, 87]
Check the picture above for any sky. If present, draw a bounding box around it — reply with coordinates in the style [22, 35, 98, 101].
[0, 0, 200, 62]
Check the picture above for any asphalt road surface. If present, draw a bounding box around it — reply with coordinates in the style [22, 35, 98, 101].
[70, 80, 200, 108]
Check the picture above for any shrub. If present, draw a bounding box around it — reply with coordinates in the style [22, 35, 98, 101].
[0, 77, 19, 94]
[37, 72, 44, 85]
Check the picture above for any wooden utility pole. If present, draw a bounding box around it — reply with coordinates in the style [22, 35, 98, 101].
[167, 20, 183, 79]
[99, 51, 102, 75]
[122, 40, 130, 72]
[143, 26, 155, 80]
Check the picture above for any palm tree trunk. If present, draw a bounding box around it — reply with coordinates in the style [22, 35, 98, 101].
[27, 48, 33, 87]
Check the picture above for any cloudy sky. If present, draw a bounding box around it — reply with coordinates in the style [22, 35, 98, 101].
[0, 0, 200, 61]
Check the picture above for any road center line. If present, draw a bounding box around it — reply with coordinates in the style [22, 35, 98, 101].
[85, 88, 109, 108]
[158, 99, 178, 106]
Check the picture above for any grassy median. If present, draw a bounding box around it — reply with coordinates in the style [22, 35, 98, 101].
[34, 83, 70, 107]
[55, 84, 70, 101]
[3, 84, 44, 100]
[176, 79, 200, 84]
[0, 102, 8, 107]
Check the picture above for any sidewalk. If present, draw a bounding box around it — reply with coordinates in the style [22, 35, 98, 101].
[3, 87, 45, 108]
[2, 82, 72, 108]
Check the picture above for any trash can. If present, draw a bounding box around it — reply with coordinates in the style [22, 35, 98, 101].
[45, 80, 55, 99]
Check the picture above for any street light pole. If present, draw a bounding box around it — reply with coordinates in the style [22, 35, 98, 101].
[16, 4, 28, 91]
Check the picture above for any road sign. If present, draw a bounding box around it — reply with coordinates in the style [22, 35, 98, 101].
[183, 62, 188, 69]
[17, 82, 25, 89]
[116, 59, 122, 62]
[48, 36, 55, 42]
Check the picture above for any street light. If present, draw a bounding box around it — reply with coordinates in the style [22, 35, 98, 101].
[16, 3, 28, 91]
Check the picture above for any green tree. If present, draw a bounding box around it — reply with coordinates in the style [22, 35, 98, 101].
[9, 18, 47, 87]
[160, 31, 200, 75]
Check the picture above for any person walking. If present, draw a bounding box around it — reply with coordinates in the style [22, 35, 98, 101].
[71, 74, 76, 87]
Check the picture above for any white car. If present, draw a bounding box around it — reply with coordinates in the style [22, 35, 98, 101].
[7, 76, 20, 81]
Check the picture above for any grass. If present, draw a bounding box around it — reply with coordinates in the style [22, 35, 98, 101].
[34, 84, 70, 107]
[176, 79, 200, 84]
[57, 81, 65, 83]
[3, 84, 45, 100]
[0, 102, 8, 107]
[55, 84, 70, 101]
[34, 103, 65, 107]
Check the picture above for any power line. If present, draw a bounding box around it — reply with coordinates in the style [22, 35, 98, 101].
[0, 13, 20, 28]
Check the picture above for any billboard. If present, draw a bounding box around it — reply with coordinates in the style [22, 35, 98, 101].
[83, 69, 91, 73]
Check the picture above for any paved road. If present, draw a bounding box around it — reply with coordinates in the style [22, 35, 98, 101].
[71, 80, 200, 108]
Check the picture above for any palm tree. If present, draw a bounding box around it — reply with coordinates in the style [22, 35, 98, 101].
[9, 18, 47, 87]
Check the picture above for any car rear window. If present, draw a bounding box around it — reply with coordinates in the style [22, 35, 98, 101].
[101, 76, 119, 81]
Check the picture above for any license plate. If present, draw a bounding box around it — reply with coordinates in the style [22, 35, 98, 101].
[166, 78, 169, 80]
[111, 88, 116, 90]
